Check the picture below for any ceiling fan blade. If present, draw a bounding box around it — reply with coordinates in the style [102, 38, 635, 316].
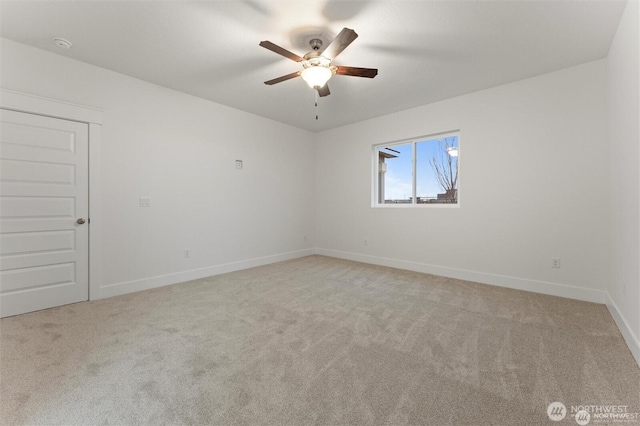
[259, 41, 304, 62]
[317, 84, 331, 97]
[321, 27, 358, 61]
[264, 71, 301, 85]
[335, 66, 378, 78]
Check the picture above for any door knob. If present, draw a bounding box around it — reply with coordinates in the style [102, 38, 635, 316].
[76, 218, 86, 225]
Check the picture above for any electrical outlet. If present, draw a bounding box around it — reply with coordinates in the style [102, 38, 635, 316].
[303, 235, 307, 241]
[551, 258, 561, 269]
[139, 197, 151, 207]
[184, 249, 191, 258]
[235, 160, 243, 169]
[364, 239, 368, 246]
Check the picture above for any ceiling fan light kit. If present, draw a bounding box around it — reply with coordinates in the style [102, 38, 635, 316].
[259, 27, 378, 119]
[301, 65, 332, 88]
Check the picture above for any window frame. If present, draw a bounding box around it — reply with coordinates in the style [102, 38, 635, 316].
[372, 130, 461, 208]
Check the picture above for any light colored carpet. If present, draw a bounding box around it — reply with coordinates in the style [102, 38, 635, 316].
[1, 255, 638, 425]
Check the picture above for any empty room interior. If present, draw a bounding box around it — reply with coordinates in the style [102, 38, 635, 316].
[1, 0, 639, 425]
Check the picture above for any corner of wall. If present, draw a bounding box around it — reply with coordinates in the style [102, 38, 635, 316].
[606, 0, 640, 368]
[606, 292, 640, 367]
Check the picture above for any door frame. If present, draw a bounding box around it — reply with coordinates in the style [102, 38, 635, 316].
[1, 88, 103, 301]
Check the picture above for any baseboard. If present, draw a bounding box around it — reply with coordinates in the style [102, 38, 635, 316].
[315, 248, 606, 304]
[605, 293, 640, 368]
[99, 248, 315, 299]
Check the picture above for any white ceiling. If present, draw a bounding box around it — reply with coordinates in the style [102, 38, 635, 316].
[0, 0, 627, 132]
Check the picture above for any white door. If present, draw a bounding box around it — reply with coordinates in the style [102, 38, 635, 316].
[0, 109, 89, 317]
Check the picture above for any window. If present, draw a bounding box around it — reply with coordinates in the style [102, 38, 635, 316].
[374, 132, 459, 206]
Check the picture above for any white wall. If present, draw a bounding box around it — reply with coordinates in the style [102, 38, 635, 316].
[0, 38, 316, 297]
[315, 60, 609, 303]
[607, 0, 640, 364]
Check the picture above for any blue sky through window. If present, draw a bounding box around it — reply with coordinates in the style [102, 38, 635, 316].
[382, 136, 458, 201]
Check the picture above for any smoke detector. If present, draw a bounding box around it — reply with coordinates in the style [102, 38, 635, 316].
[53, 38, 72, 49]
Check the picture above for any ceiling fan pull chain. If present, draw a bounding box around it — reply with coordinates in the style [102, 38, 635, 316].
[315, 89, 319, 120]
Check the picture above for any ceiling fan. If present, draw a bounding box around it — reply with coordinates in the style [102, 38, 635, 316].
[259, 27, 378, 98]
